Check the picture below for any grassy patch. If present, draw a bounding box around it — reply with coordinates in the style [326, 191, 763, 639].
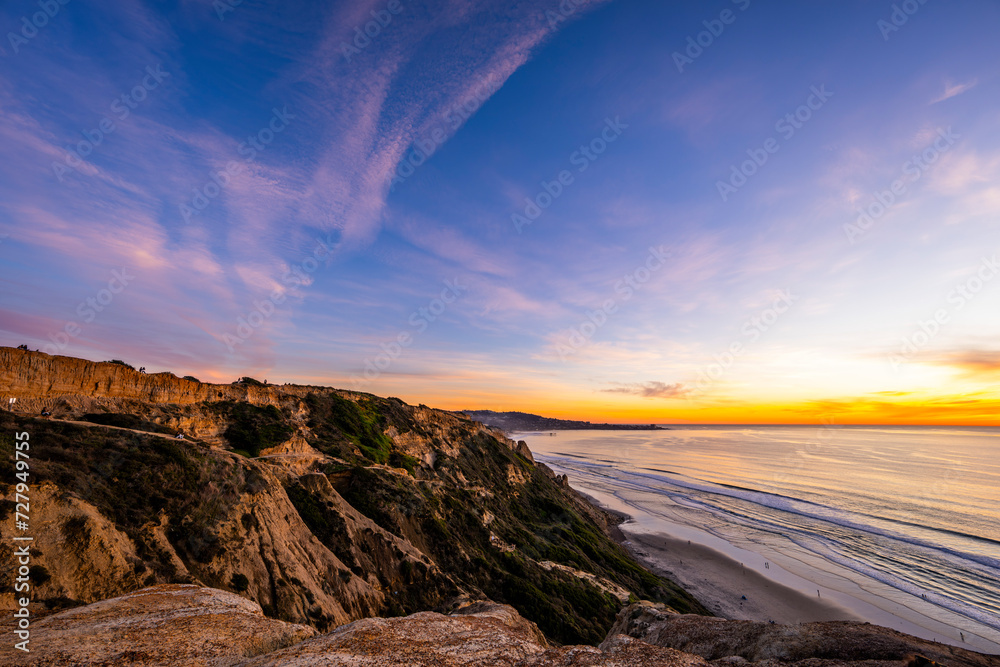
[304, 393, 393, 464]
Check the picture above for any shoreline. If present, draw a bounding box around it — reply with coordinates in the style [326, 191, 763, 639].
[527, 440, 1000, 654]
[581, 491, 859, 624]
[620, 527, 859, 623]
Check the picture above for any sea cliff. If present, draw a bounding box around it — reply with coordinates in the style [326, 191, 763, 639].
[0, 347, 703, 648]
[2, 347, 997, 666]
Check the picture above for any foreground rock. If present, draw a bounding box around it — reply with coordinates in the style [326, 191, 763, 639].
[7, 586, 708, 666]
[6, 585, 315, 666]
[608, 604, 1000, 667]
[10, 587, 1000, 666]
[242, 601, 711, 666]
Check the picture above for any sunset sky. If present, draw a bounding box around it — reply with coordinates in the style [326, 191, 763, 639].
[2, 0, 999, 423]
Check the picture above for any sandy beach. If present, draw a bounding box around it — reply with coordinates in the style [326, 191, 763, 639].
[619, 527, 861, 624]
[560, 475, 1000, 654]
[583, 490, 859, 623]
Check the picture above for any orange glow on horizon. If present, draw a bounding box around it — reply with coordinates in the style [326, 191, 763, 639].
[403, 395, 1000, 427]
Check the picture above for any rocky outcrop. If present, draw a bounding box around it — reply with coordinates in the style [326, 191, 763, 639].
[16, 589, 995, 666]
[5, 584, 316, 666]
[241, 599, 556, 666]
[243, 602, 711, 666]
[5, 586, 709, 667]
[605, 604, 1000, 667]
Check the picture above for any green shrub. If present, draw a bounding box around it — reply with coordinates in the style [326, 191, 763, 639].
[218, 403, 292, 457]
[305, 394, 392, 464]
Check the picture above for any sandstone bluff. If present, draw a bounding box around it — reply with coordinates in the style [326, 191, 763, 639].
[1, 347, 997, 666]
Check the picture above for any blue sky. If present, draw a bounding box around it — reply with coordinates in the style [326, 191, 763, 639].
[2, 0, 999, 422]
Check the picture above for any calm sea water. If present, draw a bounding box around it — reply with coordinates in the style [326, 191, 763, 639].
[520, 426, 1000, 652]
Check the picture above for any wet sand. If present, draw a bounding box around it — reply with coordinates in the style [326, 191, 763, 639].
[619, 527, 860, 624]
[571, 488, 1000, 653]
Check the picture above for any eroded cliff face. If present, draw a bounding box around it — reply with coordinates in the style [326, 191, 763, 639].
[0, 347, 704, 646]
[0, 348, 283, 407]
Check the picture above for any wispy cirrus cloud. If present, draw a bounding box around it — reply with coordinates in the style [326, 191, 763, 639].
[0, 0, 610, 369]
[931, 79, 978, 104]
[279, 0, 613, 251]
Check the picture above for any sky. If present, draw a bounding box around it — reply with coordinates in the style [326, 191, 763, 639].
[1, 0, 999, 424]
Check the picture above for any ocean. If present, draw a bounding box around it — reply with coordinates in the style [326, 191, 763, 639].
[519, 426, 1000, 653]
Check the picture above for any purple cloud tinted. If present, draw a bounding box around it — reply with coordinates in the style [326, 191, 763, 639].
[601, 381, 691, 399]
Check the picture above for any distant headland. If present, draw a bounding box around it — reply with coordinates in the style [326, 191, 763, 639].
[461, 410, 667, 432]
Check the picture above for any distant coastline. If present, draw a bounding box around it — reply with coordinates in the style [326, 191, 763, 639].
[461, 409, 668, 432]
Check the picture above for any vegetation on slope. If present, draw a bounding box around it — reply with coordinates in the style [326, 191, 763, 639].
[330, 427, 707, 645]
[0, 414, 256, 580]
[0, 389, 708, 646]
